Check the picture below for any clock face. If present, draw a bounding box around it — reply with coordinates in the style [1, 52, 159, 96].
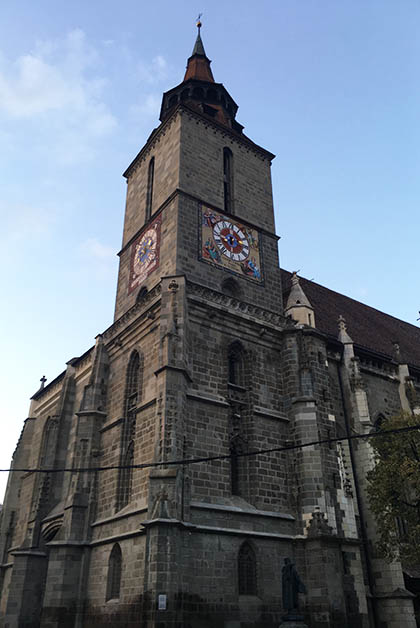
[200, 206, 263, 283]
[213, 220, 250, 261]
[133, 228, 157, 276]
[129, 215, 162, 293]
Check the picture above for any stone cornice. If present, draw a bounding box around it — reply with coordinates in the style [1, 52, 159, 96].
[102, 282, 162, 344]
[123, 110, 181, 179]
[186, 280, 287, 329]
[178, 104, 275, 162]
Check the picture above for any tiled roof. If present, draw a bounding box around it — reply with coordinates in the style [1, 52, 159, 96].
[281, 269, 420, 369]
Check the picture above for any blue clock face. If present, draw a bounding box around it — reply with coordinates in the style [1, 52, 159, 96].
[129, 215, 162, 294]
[133, 228, 157, 276]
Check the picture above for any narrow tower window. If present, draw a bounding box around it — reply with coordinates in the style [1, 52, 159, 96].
[238, 542, 257, 595]
[223, 147, 234, 214]
[146, 157, 155, 221]
[106, 544, 122, 601]
[228, 341, 245, 387]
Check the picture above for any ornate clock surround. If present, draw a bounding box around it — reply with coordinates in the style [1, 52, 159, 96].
[128, 215, 162, 294]
[199, 205, 263, 283]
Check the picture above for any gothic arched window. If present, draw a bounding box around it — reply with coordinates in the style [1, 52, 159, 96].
[223, 147, 234, 214]
[222, 277, 241, 299]
[106, 544, 122, 601]
[125, 351, 142, 415]
[228, 341, 245, 387]
[119, 440, 134, 509]
[117, 351, 143, 510]
[136, 286, 148, 303]
[238, 542, 257, 595]
[146, 157, 155, 221]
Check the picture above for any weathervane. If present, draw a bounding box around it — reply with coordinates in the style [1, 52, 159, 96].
[196, 13, 203, 29]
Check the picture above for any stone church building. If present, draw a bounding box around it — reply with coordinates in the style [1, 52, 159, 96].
[1, 25, 420, 628]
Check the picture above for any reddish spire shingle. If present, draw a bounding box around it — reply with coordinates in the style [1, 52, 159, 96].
[183, 27, 214, 83]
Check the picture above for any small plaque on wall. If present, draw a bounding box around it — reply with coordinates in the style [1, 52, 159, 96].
[128, 215, 162, 293]
[199, 206, 263, 282]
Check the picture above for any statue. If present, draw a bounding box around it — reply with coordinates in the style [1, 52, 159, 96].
[282, 558, 306, 616]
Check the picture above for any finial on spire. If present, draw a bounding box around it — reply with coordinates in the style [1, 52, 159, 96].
[291, 270, 300, 286]
[196, 13, 203, 29]
[337, 315, 353, 344]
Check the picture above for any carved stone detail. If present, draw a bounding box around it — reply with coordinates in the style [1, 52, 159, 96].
[187, 281, 287, 328]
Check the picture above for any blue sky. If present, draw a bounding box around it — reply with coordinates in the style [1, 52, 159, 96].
[1, 0, 419, 499]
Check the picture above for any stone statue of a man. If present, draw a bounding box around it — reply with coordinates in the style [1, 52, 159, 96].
[282, 557, 306, 613]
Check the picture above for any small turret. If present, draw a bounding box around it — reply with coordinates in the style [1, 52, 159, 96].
[285, 272, 316, 328]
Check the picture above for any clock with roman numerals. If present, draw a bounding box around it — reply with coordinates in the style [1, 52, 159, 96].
[200, 206, 263, 283]
[212, 220, 249, 261]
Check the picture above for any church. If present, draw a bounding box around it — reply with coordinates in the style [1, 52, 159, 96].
[1, 23, 419, 628]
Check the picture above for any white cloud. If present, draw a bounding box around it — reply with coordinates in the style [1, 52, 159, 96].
[0, 201, 56, 248]
[130, 93, 162, 119]
[0, 29, 117, 163]
[81, 237, 115, 261]
[79, 237, 117, 279]
[136, 55, 168, 84]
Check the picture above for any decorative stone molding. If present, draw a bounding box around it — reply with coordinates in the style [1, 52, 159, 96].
[103, 282, 162, 343]
[187, 280, 287, 328]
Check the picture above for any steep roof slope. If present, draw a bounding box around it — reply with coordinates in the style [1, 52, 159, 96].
[281, 269, 420, 369]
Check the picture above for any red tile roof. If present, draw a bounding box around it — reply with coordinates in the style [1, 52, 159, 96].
[281, 269, 420, 369]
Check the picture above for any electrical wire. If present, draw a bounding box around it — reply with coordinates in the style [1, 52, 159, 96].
[1, 423, 419, 475]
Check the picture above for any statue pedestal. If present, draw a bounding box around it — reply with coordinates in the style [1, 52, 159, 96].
[279, 614, 309, 628]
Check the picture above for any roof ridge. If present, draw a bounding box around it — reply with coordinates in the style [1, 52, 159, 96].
[281, 269, 419, 331]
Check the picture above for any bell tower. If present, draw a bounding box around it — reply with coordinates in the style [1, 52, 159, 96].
[114, 22, 282, 321]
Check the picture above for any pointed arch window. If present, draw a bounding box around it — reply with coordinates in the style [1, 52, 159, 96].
[223, 147, 234, 214]
[238, 542, 257, 595]
[119, 440, 134, 509]
[228, 341, 245, 387]
[106, 544, 122, 601]
[117, 351, 143, 510]
[146, 157, 155, 221]
[125, 351, 142, 415]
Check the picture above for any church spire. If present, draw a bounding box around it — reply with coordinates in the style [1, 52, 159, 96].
[159, 20, 243, 132]
[191, 19, 206, 56]
[183, 19, 214, 83]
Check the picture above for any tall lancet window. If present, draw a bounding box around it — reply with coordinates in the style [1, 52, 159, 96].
[106, 544, 122, 601]
[146, 156, 155, 221]
[223, 147, 234, 214]
[228, 341, 245, 387]
[238, 542, 257, 595]
[117, 351, 143, 510]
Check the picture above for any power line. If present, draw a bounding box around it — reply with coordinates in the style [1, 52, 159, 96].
[1, 423, 419, 475]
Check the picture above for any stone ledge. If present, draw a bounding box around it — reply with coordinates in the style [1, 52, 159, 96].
[186, 391, 230, 407]
[192, 523, 294, 540]
[92, 505, 147, 527]
[190, 500, 295, 520]
[254, 406, 289, 422]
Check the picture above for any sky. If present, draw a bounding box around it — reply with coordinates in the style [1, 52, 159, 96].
[1, 0, 419, 500]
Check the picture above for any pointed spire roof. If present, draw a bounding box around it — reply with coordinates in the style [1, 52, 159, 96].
[183, 20, 214, 83]
[286, 272, 313, 310]
[337, 315, 353, 344]
[192, 29, 206, 56]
